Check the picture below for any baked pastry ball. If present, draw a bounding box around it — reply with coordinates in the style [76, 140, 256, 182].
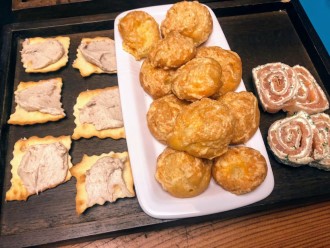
[147, 94, 188, 144]
[171, 57, 222, 101]
[140, 59, 174, 99]
[196, 46, 242, 97]
[218, 91, 260, 144]
[118, 11, 160, 60]
[161, 1, 213, 46]
[212, 146, 267, 195]
[167, 98, 234, 159]
[148, 31, 196, 69]
[155, 147, 212, 198]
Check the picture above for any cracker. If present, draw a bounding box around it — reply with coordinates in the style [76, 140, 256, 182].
[8, 78, 65, 125]
[5, 135, 72, 201]
[72, 86, 125, 140]
[22, 36, 70, 73]
[70, 151, 135, 215]
[72, 37, 117, 77]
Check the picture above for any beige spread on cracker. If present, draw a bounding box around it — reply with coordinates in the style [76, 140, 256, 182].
[70, 151, 135, 215]
[72, 86, 125, 140]
[73, 37, 117, 77]
[5, 135, 72, 201]
[8, 78, 65, 125]
[21, 36, 70, 73]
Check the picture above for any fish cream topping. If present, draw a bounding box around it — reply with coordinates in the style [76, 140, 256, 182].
[79, 88, 123, 130]
[85, 156, 133, 207]
[18, 142, 69, 194]
[21, 39, 65, 69]
[15, 79, 65, 116]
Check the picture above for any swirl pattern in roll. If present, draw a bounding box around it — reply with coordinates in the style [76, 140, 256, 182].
[267, 111, 315, 166]
[310, 113, 330, 171]
[252, 62, 298, 113]
[283, 65, 329, 115]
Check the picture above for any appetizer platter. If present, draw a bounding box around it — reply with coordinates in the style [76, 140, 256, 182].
[0, 0, 329, 247]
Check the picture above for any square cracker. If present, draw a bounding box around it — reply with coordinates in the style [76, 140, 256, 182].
[70, 151, 135, 215]
[22, 36, 70, 73]
[72, 37, 117, 77]
[72, 86, 125, 140]
[5, 135, 73, 201]
[8, 78, 65, 125]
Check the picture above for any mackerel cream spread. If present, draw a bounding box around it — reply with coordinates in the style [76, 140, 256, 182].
[21, 39, 65, 69]
[79, 39, 116, 72]
[18, 142, 69, 194]
[79, 88, 123, 130]
[15, 79, 65, 115]
[85, 156, 133, 207]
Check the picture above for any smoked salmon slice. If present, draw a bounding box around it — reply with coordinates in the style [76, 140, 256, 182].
[252, 62, 298, 113]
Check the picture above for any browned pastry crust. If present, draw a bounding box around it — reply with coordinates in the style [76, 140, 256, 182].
[167, 98, 234, 159]
[5, 135, 72, 201]
[171, 57, 223, 101]
[196, 46, 242, 97]
[161, 1, 213, 46]
[118, 11, 160, 60]
[139, 59, 174, 99]
[8, 78, 65, 125]
[148, 31, 196, 69]
[155, 147, 212, 198]
[212, 146, 267, 195]
[147, 94, 189, 144]
[218, 91, 260, 144]
[70, 151, 134, 215]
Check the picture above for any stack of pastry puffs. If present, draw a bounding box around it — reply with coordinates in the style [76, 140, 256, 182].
[118, 1, 268, 197]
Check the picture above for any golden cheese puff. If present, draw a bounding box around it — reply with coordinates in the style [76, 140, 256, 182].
[118, 11, 160, 60]
[196, 46, 242, 97]
[147, 94, 188, 144]
[139, 59, 175, 99]
[155, 147, 212, 198]
[218, 91, 260, 144]
[171, 57, 222, 101]
[167, 98, 234, 159]
[148, 31, 196, 69]
[161, 1, 213, 46]
[212, 146, 267, 195]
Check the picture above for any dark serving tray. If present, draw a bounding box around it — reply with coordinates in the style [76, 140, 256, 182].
[1, 0, 329, 247]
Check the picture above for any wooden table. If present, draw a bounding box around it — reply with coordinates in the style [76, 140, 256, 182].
[62, 200, 330, 247]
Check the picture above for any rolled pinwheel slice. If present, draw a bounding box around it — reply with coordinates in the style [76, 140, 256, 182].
[252, 62, 298, 113]
[309, 113, 330, 171]
[283, 65, 329, 115]
[267, 111, 315, 166]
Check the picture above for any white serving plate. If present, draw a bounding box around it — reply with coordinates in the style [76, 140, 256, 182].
[114, 4, 274, 219]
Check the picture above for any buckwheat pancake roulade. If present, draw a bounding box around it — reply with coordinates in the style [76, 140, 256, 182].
[267, 111, 315, 166]
[252, 62, 299, 113]
[283, 65, 329, 115]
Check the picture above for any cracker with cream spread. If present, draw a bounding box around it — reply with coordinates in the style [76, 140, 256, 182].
[5, 135, 73, 201]
[8, 78, 65, 125]
[70, 151, 135, 215]
[21, 36, 70, 73]
[73, 37, 117, 77]
[72, 86, 125, 140]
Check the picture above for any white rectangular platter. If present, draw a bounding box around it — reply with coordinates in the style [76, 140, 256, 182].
[114, 4, 274, 219]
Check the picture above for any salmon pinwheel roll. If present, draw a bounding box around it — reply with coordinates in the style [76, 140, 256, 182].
[252, 62, 298, 113]
[310, 113, 330, 171]
[283, 65, 329, 115]
[267, 111, 315, 166]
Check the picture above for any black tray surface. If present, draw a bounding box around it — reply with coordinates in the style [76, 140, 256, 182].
[0, 1, 329, 247]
